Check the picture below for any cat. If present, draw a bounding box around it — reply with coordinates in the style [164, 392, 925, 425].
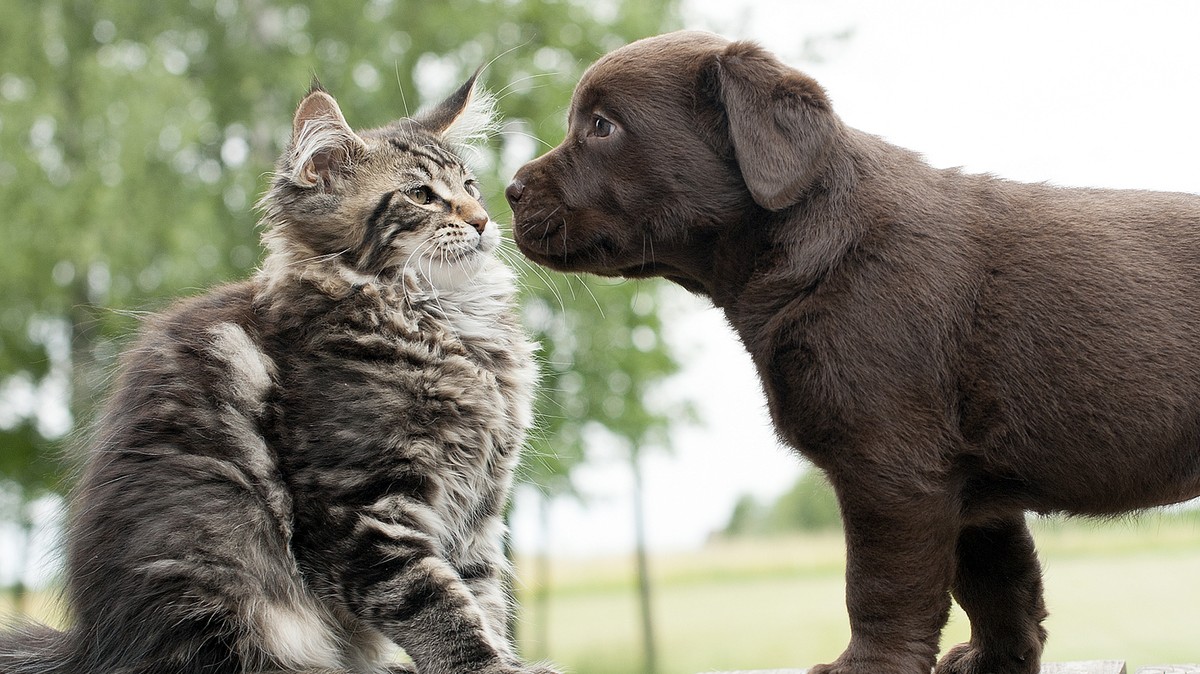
[0, 72, 558, 674]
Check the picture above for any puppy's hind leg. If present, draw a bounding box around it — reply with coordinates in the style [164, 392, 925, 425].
[936, 516, 1047, 674]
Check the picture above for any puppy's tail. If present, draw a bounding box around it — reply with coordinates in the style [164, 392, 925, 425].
[0, 622, 72, 674]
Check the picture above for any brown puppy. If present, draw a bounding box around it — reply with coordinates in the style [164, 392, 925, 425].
[506, 29, 1200, 674]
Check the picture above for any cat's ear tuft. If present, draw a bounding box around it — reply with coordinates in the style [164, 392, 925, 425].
[415, 68, 498, 148]
[288, 88, 366, 189]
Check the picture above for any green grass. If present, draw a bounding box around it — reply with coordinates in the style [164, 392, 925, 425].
[514, 514, 1200, 674]
[4, 514, 1196, 673]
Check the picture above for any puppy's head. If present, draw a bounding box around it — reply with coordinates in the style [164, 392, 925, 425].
[507, 30, 840, 280]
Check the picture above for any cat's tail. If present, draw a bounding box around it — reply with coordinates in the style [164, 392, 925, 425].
[0, 622, 72, 674]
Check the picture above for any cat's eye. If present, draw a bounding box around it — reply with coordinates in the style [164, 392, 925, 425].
[465, 180, 481, 200]
[589, 114, 615, 139]
[405, 185, 433, 205]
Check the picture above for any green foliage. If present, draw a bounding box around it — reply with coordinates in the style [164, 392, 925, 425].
[520, 515, 1200, 674]
[722, 494, 766, 537]
[0, 0, 682, 503]
[722, 469, 842, 536]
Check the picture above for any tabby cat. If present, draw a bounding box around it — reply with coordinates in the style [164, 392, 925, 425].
[0, 73, 557, 674]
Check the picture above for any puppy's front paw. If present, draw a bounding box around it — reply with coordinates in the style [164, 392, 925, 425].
[809, 651, 933, 674]
[935, 642, 1039, 674]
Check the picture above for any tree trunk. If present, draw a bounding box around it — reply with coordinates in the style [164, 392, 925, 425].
[12, 491, 35, 615]
[630, 447, 657, 674]
[532, 493, 552, 661]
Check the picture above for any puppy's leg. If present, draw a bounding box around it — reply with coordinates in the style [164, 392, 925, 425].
[810, 487, 959, 674]
[936, 516, 1047, 674]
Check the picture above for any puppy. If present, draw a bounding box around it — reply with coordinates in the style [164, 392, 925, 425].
[506, 30, 1200, 674]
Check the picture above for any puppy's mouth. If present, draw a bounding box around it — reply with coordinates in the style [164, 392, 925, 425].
[512, 210, 565, 249]
[512, 209, 602, 272]
[514, 219, 673, 281]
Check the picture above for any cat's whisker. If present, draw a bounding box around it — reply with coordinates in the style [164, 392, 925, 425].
[399, 240, 438, 306]
[281, 248, 350, 270]
[495, 242, 567, 313]
[492, 72, 559, 98]
[522, 266, 568, 315]
[481, 40, 534, 81]
[496, 128, 555, 151]
[493, 82, 554, 105]
[571, 274, 606, 320]
[393, 60, 411, 118]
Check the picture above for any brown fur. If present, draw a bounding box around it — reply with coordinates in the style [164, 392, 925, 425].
[506, 30, 1200, 674]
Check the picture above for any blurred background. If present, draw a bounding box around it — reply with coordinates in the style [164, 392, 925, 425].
[1, 0, 1198, 672]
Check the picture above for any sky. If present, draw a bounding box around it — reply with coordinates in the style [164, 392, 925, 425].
[507, 0, 1200, 558]
[4, 0, 1200, 585]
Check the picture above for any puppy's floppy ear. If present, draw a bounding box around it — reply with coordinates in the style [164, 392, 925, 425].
[414, 67, 498, 148]
[289, 82, 367, 189]
[712, 41, 838, 211]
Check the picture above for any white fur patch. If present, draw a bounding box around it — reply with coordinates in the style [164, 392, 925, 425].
[207, 323, 276, 404]
[361, 511, 447, 552]
[344, 626, 404, 674]
[441, 85, 499, 150]
[433, 256, 520, 342]
[259, 601, 343, 670]
[338, 265, 382, 288]
[289, 116, 365, 187]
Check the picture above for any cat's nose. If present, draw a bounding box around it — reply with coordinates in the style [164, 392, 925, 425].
[504, 178, 525, 205]
[466, 212, 488, 235]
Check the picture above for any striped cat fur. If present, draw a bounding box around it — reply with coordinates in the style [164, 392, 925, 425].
[0, 73, 557, 674]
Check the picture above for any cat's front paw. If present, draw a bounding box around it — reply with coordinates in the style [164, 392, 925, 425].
[482, 662, 562, 674]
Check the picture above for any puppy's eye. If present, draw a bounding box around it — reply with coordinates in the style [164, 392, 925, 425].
[464, 180, 481, 199]
[589, 115, 615, 139]
[405, 185, 433, 205]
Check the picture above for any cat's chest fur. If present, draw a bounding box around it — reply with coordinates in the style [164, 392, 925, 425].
[262, 269, 537, 559]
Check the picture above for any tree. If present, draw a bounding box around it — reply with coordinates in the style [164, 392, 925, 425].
[519, 278, 688, 673]
[0, 0, 683, 627]
[722, 469, 842, 537]
[768, 468, 842, 533]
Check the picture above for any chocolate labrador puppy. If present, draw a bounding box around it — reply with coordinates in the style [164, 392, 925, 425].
[506, 30, 1200, 674]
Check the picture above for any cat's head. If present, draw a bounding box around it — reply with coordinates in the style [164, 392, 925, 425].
[259, 72, 500, 292]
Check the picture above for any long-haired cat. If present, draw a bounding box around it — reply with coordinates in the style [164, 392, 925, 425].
[0, 73, 557, 674]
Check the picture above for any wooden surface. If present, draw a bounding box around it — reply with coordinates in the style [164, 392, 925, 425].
[1043, 661, 1127, 674]
[700, 662, 1198, 674]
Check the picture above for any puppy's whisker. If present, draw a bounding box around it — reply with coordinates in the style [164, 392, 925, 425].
[537, 205, 562, 239]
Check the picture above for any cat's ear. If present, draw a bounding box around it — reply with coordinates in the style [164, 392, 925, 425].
[288, 83, 367, 189]
[415, 68, 498, 147]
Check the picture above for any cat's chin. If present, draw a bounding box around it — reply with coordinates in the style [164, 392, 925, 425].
[421, 252, 489, 291]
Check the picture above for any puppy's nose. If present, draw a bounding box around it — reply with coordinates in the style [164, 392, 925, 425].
[505, 178, 525, 205]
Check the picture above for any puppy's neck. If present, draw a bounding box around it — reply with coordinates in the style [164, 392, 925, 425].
[706, 149, 867, 331]
[665, 213, 775, 307]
